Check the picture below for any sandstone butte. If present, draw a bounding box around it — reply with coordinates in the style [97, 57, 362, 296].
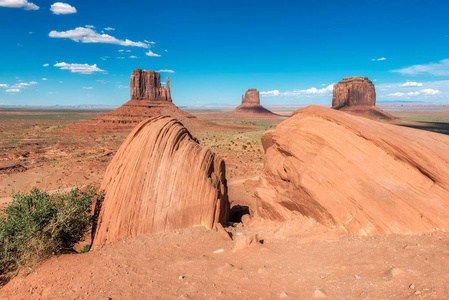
[256, 105, 449, 236]
[92, 116, 229, 247]
[233, 88, 279, 118]
[332, 76, 396, 122]
[69, 69, 205, 133]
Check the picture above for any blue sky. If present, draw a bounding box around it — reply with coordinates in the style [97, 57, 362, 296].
[1, 0, 449, 106]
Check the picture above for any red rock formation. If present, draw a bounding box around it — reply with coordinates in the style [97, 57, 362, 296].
[68, 69, 208, 133]
[242, 88, 260, 105]
[233, 88, 278, 118]
[332, 77, 375, 108]
[130, 69, 172, 102]
[332, 77, 396, 122]
[92, 116, 229, 246]
[256, 105, 449, 236]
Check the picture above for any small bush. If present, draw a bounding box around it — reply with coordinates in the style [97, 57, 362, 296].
[0, 186, 102, 280]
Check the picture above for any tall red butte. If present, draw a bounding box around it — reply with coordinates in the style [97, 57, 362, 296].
[256, 105, 449, 236]
[70, 69, 204, 133]
[92, 116, 229, 247]
[332, 76, 396, 121]
[233, 88, 278, 118]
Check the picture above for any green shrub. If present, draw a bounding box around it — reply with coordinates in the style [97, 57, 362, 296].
[0, 186, 102, 279]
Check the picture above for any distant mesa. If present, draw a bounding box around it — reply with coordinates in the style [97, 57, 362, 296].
[256, 105, 449, 236]
[69, 69, 205, 133]
[233, 88, 279, 118]
[92, 116, 230, 247]
[332, 76, 396, 121]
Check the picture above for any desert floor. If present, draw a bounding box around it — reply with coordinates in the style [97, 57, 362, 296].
[1, 105, 449, 299]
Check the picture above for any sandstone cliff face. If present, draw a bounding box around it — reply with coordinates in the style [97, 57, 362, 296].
[92, 116, 229, 246]
[242, 88, 260, 105]
[332, 77, 375, 108]
[256, 105, 449, 236]
[130, 69, 172, 101]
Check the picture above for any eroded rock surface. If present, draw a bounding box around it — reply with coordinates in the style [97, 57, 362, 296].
[332, 77, 375, 108]
[256, 105, 449, 235]
[130, 69, 171, 101]
[92, 116, 229, 246]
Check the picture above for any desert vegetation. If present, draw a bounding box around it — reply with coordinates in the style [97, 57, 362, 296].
[0, 186, 102, 284]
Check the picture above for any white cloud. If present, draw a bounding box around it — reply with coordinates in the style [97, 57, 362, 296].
[261, 84, 334, 97]
[6, 89, 20, 93]
[392, 59, 449, 76]
[104, 27, 115, 31]
[43, 63, 49, 67]
[146, 50, 161, 57]
[0, 0, 39, 10]
[42, 78, 47, 80]
[407, 91, 420, 96]
[401, 81, 422, 87]
[117, 85, 128, 89]
[49, 26, 150, 48]
[388, 92, 405, 97]
[85, 25, 94, 29]
[157, 69, 175, 73]
[260, 90, 280, 96]
[50, 2, 76, 14]
[144, 40, 156, 45]
[372, 57, 387, 61]
[54, 62, 105, 74]
[83, 87, 93, 89]
[421, 88, 440, 95]
[129, 55, 139, 59]
[118, 49, 124, 52]
[100, 56, 109, 61]
[1, 81, 37, 93]
[0, 84, 8, 88]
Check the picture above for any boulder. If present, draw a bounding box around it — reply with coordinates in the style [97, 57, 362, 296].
[256, 105, 449, 236]
[92, 116, 229, 246]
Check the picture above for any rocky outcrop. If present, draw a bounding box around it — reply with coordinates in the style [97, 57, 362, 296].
[332, 77, 375, 108]
[233, 88, 278, 118]
[130, 69, 171, 101]
[332, 77, 396, 121]
[68, 69, 208, 133]
[256, 105, 449, 236]
[92, 116, 229, 246]
[242, 88, 260, 105]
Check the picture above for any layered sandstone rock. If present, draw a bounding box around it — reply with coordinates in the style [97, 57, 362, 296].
[130, 69, 171, 101]
[92, 116, 229, 246]
[69, 69, 207, 133]
[332, 77, 375, 108]
[332, 77, 395, 121]
[256, 105, 449, 236]
[233, 88, 278, 118]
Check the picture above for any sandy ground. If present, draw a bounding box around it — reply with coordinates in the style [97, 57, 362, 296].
[1, 223, 448, 299]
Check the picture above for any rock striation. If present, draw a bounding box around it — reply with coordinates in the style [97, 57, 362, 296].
[92, 116, 229, 246]
[332, 77, 396, 121]
[256, 105, 449, 236]
[68, 69, 206, 133]
[233, 88, 278, 118]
